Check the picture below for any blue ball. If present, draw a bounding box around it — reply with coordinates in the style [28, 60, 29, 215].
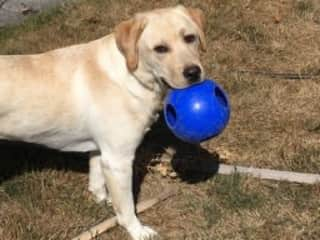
[164, 79, 230, 143]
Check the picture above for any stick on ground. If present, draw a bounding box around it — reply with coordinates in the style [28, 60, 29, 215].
[161, 147, 320, 184]
[218, 164, 320, 184]
[72, 190, 175, 240]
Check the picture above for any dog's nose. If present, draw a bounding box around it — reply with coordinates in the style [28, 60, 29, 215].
[183, 65, 202, 83]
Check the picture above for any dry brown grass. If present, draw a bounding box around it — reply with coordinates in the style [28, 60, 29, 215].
[0, 0, 320, 239]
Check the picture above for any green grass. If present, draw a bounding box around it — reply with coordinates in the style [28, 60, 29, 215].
[202, 200, 221, 227]
[207, 174, 264, 211]
[295, 0, 315, 17]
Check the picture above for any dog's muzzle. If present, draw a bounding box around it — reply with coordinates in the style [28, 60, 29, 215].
[183, 65, 202, 83]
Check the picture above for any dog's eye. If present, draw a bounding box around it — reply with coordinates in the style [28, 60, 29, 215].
[184, 34, 197, 44]
[154, 45, 170, 54]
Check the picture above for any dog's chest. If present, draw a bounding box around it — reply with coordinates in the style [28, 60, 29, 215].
[133, 92, 163, 129]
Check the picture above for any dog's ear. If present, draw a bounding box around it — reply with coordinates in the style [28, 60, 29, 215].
[186, 8, 207, 51]
[115, 18, 146, 72]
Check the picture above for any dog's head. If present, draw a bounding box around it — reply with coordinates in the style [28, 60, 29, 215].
[115, 5, 206, 89]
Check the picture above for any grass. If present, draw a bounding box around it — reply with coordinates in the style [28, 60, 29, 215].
[295, 0, 315, 17]
[0, 169, 114, 239]
[1, 0, 320, 239]
[0, 7, 64, 43]
[208, 174, 264, 211]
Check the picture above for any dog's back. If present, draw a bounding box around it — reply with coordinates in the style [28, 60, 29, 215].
[0, 45, 97, 151]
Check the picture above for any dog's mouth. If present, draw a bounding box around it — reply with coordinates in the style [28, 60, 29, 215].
[159, 76, 187, 90]
[159, 77, 170, 87]
[157, 76, 171, 90]
[158, 76, 197, 90]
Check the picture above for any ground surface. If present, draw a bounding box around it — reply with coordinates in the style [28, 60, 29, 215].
[0, 0, 320, 239]
[0, 0, 66, 27]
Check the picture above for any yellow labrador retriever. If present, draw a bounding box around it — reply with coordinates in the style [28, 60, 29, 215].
[0, 5, 206, 240]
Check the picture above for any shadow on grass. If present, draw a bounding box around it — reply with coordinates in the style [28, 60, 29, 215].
[0, 140, 89, 184]
[134, 114, 221, 199]
[0, 114, 221, 199]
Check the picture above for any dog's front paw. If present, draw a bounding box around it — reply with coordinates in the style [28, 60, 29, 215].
[130, 225, 158, 240]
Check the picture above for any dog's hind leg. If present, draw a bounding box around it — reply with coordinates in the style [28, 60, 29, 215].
[88, 153, 111, 203]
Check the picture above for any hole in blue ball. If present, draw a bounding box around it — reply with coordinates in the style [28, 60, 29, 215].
[214, 86, 228, 107]
[166, 104, 177, 127]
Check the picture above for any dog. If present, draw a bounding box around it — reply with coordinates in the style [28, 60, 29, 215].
[0, 5, 206, 240]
